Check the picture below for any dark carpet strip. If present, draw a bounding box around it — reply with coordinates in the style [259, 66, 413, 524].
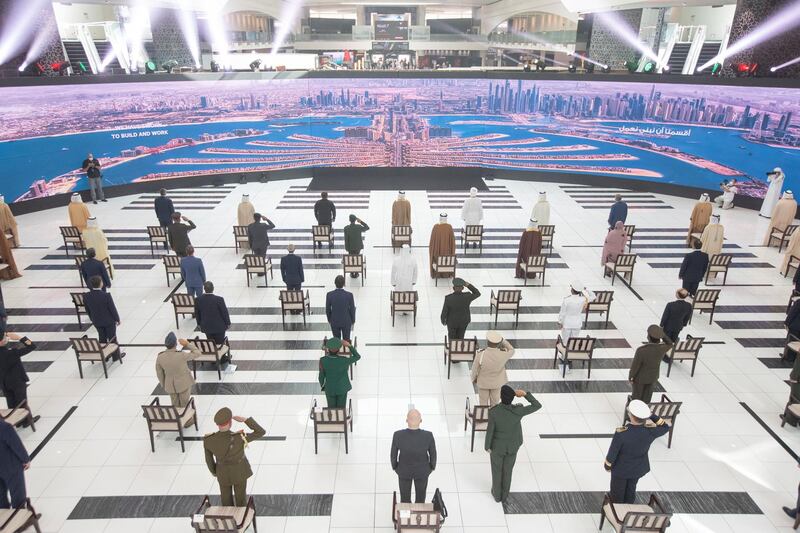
[178, 435, 286, 442]
[538, 434, 614, 439]
[716, 305, 787, 313]
[4, 323, 89, 333]
[637, 252, 756, 258]
[503, 491, 761, 515]
[216, 320, 614, 332]
[758, 357, 791, 369]
[740, 402, 798, 461]
[507, 380, 663, 394]
[508, 358, 631, 370]
[737, 338, 785, 348]
[366, 339, 630, 349]
[574, 199, 665, 204]
[68, 494, 332, 519]
[649, 262, 773, 269]
[129, 200, 222, 205]
[25, 264, 155, 271]
[6, 308, 76, 316]
[30, 406, 78, 460]
[32, 341, 73, 351]
[582, 205, 674, 210]
[153, 382, 320, 395]
[23, 361, 52, 372]
[716, 321, 784, 329]
[122, 206, 216, 210]
[631, 243, 740, 249]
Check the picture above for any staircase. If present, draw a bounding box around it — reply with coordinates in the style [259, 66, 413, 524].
[94, 41, 122, 71]
[696, 41, 721, 71]
[666, 42, 691, 73]
[62, 41, 90, 73]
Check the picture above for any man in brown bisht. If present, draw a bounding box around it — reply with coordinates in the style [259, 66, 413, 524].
[763, 191, 797, 246]
[68, 193, 91, 231]
[428, 213, 455, 278]
[515, 218, 542, 279]
[686, 193, 712, 246]
[0, 196, 19, 247]
[0, 233, 20, 280]
[392, 190, 411, 225]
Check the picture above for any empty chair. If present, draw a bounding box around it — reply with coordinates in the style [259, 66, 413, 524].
[59, 226, 84, 256]
[784, 255, 800, 277]
[191, 337, 231, 380]
[146, 226, 168, 257]
[623, 224, 636, 252]
[443, 336, 478, 379]
[343, 254, 366, 285]
[665, 335, 704, 377]
[171, 293, 196, 328]
[279, 289, 310, 328]
[74, 255, 113, 287]
[142, 397, 197, 452]
[539, 224, 555, 255]
[70, 292, 89, 327]
[464, 397, 490, 452]
[705, 254, 732, 285]
[553, 335, 597, 378]
[599, 493, 671, 533]
[243, 254, 273, 287]
[191, 495, 257, 533]
[604, 253, 637, 285]
[689, 288, 720, 324]
[623, 394, 682, 449]
[309, 398, 353, 454]
[768, 224, 798, 252]
[163, 255, 182, 286]
[462, 225, 483, 252]
[232, 225, 249, 253]
[390, 291, 418, 327]
[518, 255, 547, 286]
[392, 488, 448, 533]
[0, 400, 36, 432]
[312, 225, 333, 251]
[585, 290, 614, 328]
[0, 499, 42, 533]
[71, 336, 121, 379]
[391, 225, 413, 249]
[489, 290, 522, 327]
[431, 255, 457, 286]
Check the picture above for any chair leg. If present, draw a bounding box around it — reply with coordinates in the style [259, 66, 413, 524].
[344, 425, 349, 454]
[447, 359, 451, 379]
[667, 359, 673, 377]
[314, 430, 318, 454]
[216, 360, 222, 380]
[192, 360, 197, 379]
[562, 357, 567, 378]
[587, 359, 592, 379]
[178, 426, 185, 453]
[691, 359, 697, 377]
[175, 314, 179, 329]
[470, 427, 475, 452]
[149, 429, 155, 452]
[77, 360, 84, 379]
[101, 358, 108, 379]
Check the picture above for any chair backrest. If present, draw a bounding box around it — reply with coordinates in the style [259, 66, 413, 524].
[233, 225, 248, 237]
[60, 226, 81, 238]
[195, 516, 238, 532]
[649, 399, 681, 420]
[70, 292, 85, 307]
[142, 403, 178, 423]
[71, 337, 101, 353]
[566, 336, 596, 352]
[163, 255, 181, 268]
[592, 290, 614, 305]
[313, 225, 331, 236]
[786, 225, 799, 236]
[74, 255, 88, 267]
[674, 336, 704, 353]
[397, 510, 441, 529]
[496, 290, 522, 303]
[694, 289, 720, 303]
[392, 291, 417, 304]
[525, 255, 546, 267]
[280, 289, 305, 303]
[313, 406, 348, 424]
[471, 405, 490, 423]
[709, 254, 732, 267]
[343, 254, 363, 266]
[392, 225, 412, 236]
[539, 225, 555, 237]
[620, 512, 670, 531]
[147, 226, 166, 238]
[448, 338, 477, 354]
[465, 225, 483, 236]
[244, 254, 265, 268]
[623, 224, 635, 237]
[193, 338, 220, 354]
[615, 254, 637, 266]
[435, 255, 456, 267]
[172, 293, 195, 308]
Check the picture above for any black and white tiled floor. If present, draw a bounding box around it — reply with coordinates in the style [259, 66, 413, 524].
[560, 184, 673, 210]
[4, 177, 799, 532]
[122, 184, 237, 211]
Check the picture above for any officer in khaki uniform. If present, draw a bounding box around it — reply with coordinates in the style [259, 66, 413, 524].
[628, 324, 673, 402]
[155, 333, 201, 424]
[203, 407, 265, 506]
[470, 331, 515, 405]
[485, 385, 542, 503]
[318, 337, 361, 408]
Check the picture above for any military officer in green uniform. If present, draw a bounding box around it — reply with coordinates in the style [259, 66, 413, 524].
[203, 407, 265, 507]
[343, 214, 369, 278]
[484, 385, 542, 503]
[319, 337, 361, 408]
[629, 324, 673, 402]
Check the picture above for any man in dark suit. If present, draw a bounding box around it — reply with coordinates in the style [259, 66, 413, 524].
[326, 275, 355, 341]
[0, 418, 30, 509]
[608, 194, 628, 229]
[79, 247, 111, 290]
[167, 212, 196, 257]
[180, 245, 206, 299]
[280, 244, 304, 290]
[247, 213, 276, 275]
[659, 289, 693, 343]
[390, 409, 437, 503]
[786, 298, 800, 361]
[314, 192, 336, 226]
[440, 278, 481, 340]
[195, 281, 231, 346]
[0, 333, 38, 428]
[679, 240, 709, 296]
[83, 275, 124, 361]
[154, 188, 174, 250]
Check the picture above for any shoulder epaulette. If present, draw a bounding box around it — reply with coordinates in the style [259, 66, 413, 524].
[615, 426, 628, 433]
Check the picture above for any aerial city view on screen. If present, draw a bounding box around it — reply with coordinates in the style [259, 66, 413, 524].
[0, 77, 797, 203]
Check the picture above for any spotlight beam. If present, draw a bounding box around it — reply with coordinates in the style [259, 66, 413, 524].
[176, 0, 201, 68]
[698, 0, 800, 71]
[771, 54, 800, 72]
[270, 0, 305, 58]
[594, 10, 659, 63]
[23, 15, 57, 69]
[0, 0, 51, 66]
[506, 30, 606, 69]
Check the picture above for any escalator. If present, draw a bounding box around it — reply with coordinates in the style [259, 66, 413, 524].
[666, 42, 691, 73]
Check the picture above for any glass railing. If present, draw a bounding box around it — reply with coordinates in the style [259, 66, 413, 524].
[487, 30, 577, 45]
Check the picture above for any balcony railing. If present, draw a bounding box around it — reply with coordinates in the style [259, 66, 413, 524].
[487, 30, 577, 46]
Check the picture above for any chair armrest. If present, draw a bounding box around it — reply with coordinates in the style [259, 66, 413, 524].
[193, 495, 210, 516]
[649, 493, 667, 513]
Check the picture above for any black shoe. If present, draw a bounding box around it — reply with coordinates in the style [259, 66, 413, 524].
[92, 200, 98, 204]
[783, 506, 797, 519]
[101, 199, 108, 202]
[257, 273, 265, 277]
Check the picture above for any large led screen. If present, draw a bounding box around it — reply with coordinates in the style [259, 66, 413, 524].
[0, 77, 798, 203]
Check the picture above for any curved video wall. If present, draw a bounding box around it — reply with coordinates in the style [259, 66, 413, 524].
[0, 76, 798, 203]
